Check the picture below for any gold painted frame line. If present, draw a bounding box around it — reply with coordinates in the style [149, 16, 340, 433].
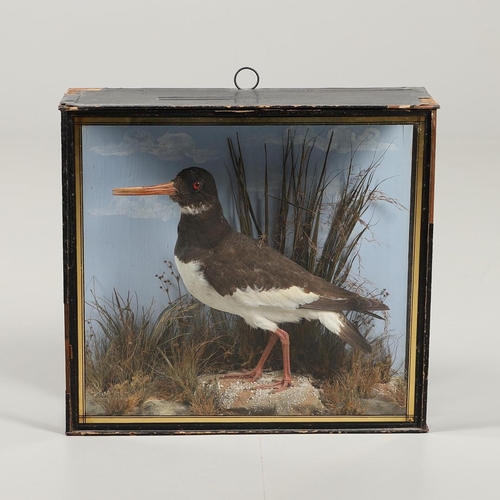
[73, 118, 86, 418]
[76, 115, 426, 126]
[405, 122, 426, 419]
[73, 115, 426, 425]
[81, 415, 412, 425]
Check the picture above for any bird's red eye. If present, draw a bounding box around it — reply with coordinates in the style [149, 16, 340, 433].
[192, 181, 202, 191]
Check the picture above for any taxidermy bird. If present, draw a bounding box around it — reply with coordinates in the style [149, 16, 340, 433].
[113, 167, 388, 391]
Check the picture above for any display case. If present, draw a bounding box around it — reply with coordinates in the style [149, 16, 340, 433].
[60, 86, 438, 435]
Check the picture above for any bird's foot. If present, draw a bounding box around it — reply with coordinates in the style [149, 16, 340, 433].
[222, 369, 262, 383]
[222, 369, 293, 392]
[254, 377, 293, 393]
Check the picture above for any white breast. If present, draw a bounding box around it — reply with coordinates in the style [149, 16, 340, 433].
[174, 257, 234, 314]
[173, 256, 325, 332]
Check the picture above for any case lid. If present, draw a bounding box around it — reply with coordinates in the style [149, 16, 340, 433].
[60, 87, 439, 111]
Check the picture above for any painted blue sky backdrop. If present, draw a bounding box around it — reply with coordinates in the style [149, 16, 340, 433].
[82, 123, 413, 368]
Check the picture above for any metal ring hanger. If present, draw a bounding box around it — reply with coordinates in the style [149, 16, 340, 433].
[234, 67, 260, 90]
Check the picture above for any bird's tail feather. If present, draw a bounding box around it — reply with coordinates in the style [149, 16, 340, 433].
[318, 313, 372, 354]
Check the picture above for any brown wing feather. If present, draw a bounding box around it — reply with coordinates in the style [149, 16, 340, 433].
[299, 294, 389, 314]
[201, 232, 388, 315]
[337, 318, 373, 354]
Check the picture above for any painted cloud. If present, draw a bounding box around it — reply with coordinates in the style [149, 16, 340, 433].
[91, 130, 218, 163]
[256, 126, 397, 154]
[88, 196, 179, 222]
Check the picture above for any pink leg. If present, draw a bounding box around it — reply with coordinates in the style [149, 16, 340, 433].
[223, 332, 279, 382]
[254, 327, 292, 392]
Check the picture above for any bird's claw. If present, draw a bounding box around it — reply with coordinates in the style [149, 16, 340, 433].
[222, 371, 292, 392]
[222, 369, 262, 383]
[253, 378, 293, 393]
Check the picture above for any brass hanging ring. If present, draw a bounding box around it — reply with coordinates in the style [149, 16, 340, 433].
[234, 67, 260, 90]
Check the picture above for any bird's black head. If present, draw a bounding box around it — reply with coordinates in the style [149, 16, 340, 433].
[113, 167, 232, 247]
[171, 167, 220, 213]
[113, 166, 221, 214]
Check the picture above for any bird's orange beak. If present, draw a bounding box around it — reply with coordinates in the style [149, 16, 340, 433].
[112, 181, 176, 197]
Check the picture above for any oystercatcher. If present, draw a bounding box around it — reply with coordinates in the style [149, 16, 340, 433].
[113, 167, 388, 391]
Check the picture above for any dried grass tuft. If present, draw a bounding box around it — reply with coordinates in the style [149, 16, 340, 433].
[190, 381, 223, 416]
[89, 373, 155, 415]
